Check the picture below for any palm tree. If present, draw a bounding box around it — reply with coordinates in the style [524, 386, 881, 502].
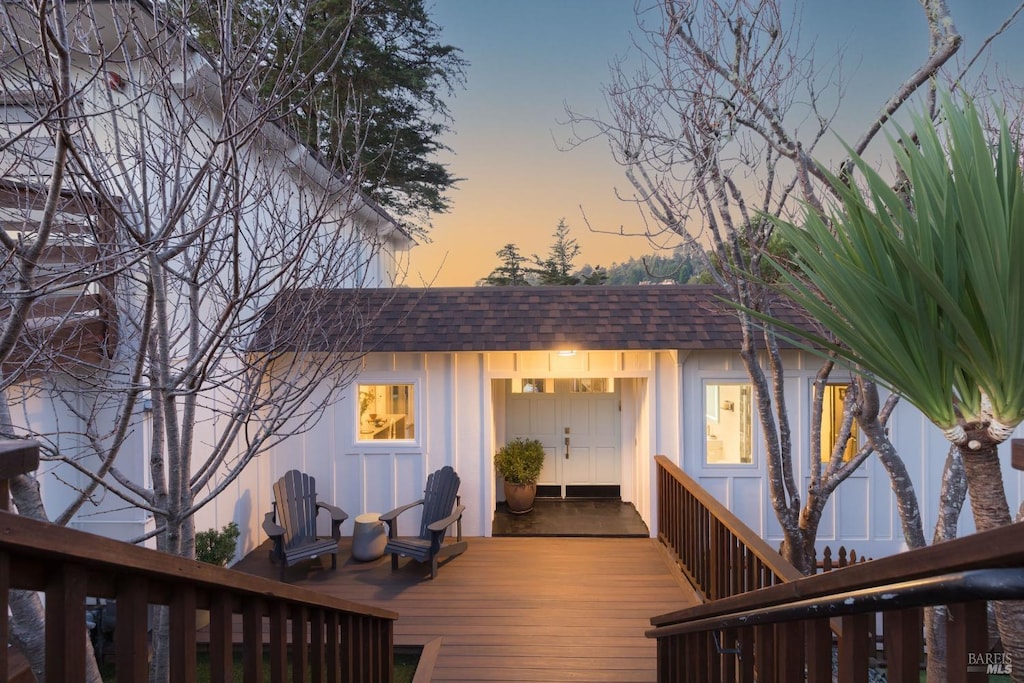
[764, 92, 1024, 677]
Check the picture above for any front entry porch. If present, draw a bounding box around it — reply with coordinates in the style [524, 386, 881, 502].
[492, 499, 650, 537]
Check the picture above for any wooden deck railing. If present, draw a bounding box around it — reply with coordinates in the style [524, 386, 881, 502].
[649, 522, 1024, 682]
[1, 439, 398, 682]
[654, 455, 802, 602]
[651, 455, 1024, 681]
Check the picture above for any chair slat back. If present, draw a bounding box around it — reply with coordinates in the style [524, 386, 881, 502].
[274, 470, 319, 550]
[418, 466, 460, 541]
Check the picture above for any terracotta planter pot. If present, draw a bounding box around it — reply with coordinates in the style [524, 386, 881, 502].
[503, 481, 537, 514]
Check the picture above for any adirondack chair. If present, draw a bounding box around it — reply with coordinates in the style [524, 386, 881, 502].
[380, 466, 467, 579]
[262, 470, 348, 581]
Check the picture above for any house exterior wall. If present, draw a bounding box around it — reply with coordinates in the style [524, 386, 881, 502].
[680, 349, 1024, 560]
[240, 348, 675, 547]
[232, 345, 1024, 565]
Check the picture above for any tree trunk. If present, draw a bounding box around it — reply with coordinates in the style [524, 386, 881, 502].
[925, 446, 967, 681]
[961, 444, 1024, 682]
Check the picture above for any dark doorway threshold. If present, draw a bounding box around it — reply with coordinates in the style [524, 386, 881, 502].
[492, 499, 650, 537]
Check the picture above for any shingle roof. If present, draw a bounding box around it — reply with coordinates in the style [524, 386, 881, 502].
[270, 285, 811, 353]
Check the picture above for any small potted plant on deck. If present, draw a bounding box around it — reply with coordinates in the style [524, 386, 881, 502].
[495, 438, 545, 514]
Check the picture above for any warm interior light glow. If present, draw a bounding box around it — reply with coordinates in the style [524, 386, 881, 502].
[557, 350, 577, 357]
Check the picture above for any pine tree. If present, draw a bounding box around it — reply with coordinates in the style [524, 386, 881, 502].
[533, 219, 582, 285]
[481, 244, 530, 286]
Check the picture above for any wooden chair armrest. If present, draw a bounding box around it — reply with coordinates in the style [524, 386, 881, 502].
[380, 499, 423, 524]
[318, 501, 348, 539]
[262, 511, 284, 539]
[317, 501, 348, 522]
[380, 499, 424, 537]
[427, 504, 465, 534]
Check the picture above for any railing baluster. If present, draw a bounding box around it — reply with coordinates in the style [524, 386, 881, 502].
[171, 585, 198, 683]
[210, 591, 235, 683]
[946, 601, 988, 683]
[805, 617, 832, 683]
[266, 601, 287, 683]
[243, 598, 265, 683]
[837, 613, 870, 683]
[753, 623, 775, 683]
[326, 610, 341, 683]
[311, 607, 326, 683]
[116, 576, 150, 681]
[882, 607, 922, 683]
[292, 604, 310, 682]
[45, 563, 88, 681]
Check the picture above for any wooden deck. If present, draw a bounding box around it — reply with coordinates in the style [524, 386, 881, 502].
[233, 536, 699, 682]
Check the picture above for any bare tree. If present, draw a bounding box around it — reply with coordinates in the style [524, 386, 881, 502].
[0, 0, 407, 679]
[565, 0, 949, 573]
[569, 1, 1021, 676]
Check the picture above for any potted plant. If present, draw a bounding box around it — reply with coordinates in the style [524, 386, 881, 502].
[495, 438, 545, 514]
[196, 521, 240, 567]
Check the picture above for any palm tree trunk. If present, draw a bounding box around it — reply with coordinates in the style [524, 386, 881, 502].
[961, 445, 1024, 682]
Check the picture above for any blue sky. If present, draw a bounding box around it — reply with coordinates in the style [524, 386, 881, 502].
[413, 0, 1024, 286]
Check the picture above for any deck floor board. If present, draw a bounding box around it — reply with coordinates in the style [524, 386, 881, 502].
[233, 536, 698, 682]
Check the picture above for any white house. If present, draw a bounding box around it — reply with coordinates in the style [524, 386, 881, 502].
[234, 285, 1024, 562]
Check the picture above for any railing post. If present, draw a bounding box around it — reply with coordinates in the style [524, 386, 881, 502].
[0, 439, 40, 511]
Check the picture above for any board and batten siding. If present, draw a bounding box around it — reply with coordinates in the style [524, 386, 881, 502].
[680, 349, 1024, 560]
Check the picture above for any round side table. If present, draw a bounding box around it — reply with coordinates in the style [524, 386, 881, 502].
[352, 513, 387, 561]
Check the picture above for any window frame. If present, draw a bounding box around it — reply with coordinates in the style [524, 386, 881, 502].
[354, 378, 421, 445]
[703, 380, 755, 467]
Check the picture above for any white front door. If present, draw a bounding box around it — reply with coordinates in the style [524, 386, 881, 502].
[506, 379, 621, 497]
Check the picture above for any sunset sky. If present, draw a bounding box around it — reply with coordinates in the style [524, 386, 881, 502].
[411, 0, 1024, 287]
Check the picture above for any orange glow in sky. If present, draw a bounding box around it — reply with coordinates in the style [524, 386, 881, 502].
[411, 0, 1024, 287]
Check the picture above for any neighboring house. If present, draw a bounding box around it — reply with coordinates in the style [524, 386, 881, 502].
[0, 0, 410, 546]
[239, 285, 1024, 561]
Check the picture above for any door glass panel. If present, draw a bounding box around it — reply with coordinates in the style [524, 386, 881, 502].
[571, 378, 613, 393]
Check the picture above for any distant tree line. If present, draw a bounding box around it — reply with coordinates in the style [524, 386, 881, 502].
[479, 220, 705, 286]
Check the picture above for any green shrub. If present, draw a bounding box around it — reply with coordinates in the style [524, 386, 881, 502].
[494, 438, 545, 484]
[195, 521, 240, 566]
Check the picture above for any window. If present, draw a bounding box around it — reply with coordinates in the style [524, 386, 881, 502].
[571, 378, 613, 393]
[821, 384, 858, 462]
[705, 383, 752, 464]
[358, 383, 414, 441]
[1, 94, 56, 180]
[512, 378, 549, 393]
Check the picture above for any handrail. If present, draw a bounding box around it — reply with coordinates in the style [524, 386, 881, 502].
[650, 461, 1024, 682]
[648, 568, 1024, 638]
[1, 440, 397, 682]
[654, 455, 801, 603]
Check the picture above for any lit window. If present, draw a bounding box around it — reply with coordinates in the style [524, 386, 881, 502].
[512, 378, 548, 393]
[705, 383, 752, 464]
[572, 378, 613, 393]
[358, 384, 414, 440]
[821, 384, 858, 462]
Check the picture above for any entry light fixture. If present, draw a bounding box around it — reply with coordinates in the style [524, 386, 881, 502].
[557, 349, 577, 357]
